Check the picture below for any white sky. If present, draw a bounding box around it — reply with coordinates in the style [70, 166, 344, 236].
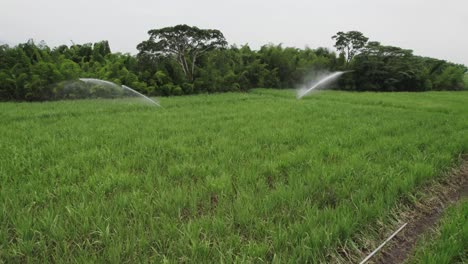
[1, 0, 467, 66]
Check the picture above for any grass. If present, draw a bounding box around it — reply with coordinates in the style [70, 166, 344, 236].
[407, 199, 467, 264]
[1, 89, 467, 262]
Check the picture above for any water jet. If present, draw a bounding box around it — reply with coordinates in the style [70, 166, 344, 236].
[77, 78, 161, 107]
[297, 71, 351, 99]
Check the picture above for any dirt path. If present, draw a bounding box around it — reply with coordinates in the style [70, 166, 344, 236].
[374, 155, 468, 264]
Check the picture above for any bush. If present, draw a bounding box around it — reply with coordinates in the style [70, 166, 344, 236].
[172, 86, 183, 96]
[181, 83, 194, 94]
[158, 83, 174, 96]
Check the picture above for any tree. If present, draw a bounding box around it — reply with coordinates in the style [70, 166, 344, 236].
[0, 70, 16, 100]
[0, 36, 466, 101]
[137, 24, 227, 82]
[332, 31, 369, 65]
[351, 42, 423, 91]
[59, 59, 81, 79]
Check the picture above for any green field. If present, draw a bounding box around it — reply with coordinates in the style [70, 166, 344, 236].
[1, 89, 467, 262]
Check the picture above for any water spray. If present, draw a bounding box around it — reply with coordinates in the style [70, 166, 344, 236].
[78, 78, 161, 107]
[297, 71, 352, 99]
[122, 85, 161, 107]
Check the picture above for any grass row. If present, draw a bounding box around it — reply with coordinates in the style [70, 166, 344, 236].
[1, 89, 467, 262]
[407, 199, 467, 264]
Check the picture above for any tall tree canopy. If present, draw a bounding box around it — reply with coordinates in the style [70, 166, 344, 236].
[343, 41, 467, 91]
[0, 28, 466, 101]
[332, 31, 369, 65]
[137, 24, 227, 81]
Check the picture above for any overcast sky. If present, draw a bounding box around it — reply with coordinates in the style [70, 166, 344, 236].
[1, 0, 467, 65]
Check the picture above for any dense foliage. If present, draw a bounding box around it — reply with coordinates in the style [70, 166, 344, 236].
[0, 26, 466, 101]
[137, 24, 227, 82]
[344, 41, 468, 91]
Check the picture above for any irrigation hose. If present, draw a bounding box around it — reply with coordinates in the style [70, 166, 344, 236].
[359, 222, 408, 264]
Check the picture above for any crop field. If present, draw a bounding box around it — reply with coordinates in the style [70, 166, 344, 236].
[1, 89, 467, 262]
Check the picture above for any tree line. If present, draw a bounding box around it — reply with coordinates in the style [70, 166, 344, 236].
[0, 25, 466, 101]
